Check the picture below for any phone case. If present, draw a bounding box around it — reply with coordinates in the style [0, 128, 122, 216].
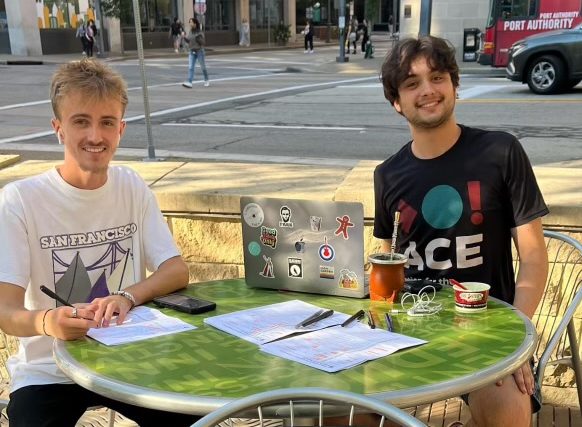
[153, 294, 216, 314]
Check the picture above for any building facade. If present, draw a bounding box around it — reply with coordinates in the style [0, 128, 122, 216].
[0, 1, 489, 56]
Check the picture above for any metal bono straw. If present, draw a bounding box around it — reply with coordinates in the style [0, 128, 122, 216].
[390, 211, 400, 260]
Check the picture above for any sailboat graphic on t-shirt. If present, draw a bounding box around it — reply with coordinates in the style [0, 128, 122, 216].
[51, 249, 134, 305]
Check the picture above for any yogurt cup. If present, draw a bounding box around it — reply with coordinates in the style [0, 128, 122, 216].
[453, 282, 490, 313]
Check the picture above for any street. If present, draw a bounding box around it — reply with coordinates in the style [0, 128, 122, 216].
[1, 42, 581, 166]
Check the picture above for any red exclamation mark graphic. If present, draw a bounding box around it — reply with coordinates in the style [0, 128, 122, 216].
[467, 181, 483, 225]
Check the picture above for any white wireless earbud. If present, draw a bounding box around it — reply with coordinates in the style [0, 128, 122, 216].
[57, 133, 63, 144]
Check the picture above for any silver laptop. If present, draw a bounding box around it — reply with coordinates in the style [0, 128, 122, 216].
[240, 196, 367, 298]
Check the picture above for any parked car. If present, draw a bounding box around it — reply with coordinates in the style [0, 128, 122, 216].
[506, 24, 582, 94]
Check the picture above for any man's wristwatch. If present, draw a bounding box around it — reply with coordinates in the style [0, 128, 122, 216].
[111, 290, 136, 308]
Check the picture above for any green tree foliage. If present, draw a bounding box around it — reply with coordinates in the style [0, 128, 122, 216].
[99, 0, 131, 20]
[364, 0, 379, 25]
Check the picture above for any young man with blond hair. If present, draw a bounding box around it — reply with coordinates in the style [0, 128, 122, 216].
[0, 59, 197, 426]
[374, 36, 548, 426]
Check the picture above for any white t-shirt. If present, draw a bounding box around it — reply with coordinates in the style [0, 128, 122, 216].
[0, 165, 180, 392]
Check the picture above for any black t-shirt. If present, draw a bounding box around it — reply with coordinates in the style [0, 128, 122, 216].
[373, 125, 548, 303]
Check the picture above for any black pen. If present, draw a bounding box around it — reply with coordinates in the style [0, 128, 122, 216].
[295, 309, 324, 328]
[341, 309, 365, 327]
[40, 285, 73, 307]
[367, 310, 376, 329]
[385, 313, 394, 332]
[299, 309, 334, 328]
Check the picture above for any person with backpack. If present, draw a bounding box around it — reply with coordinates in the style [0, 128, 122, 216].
[170, 17, 184, 53]
[75, 20, 88, 56]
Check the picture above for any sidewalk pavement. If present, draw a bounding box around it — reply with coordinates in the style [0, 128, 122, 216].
[0, 38, 505, 76]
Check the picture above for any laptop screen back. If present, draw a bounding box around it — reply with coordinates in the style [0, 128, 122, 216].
[240, 196, 367, 298]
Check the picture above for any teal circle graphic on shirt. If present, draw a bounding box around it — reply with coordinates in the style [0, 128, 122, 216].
[422, 185, 463, 229]
[248, 241, 261, 256]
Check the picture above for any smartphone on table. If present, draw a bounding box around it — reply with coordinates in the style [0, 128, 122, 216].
[153, 293, 216, 314]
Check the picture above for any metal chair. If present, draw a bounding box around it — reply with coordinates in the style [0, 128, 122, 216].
[191, 387, 426, 427]
[516, 230, 582, 409]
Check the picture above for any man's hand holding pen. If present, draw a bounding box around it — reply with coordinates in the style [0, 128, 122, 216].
[40, 285, 133, 339]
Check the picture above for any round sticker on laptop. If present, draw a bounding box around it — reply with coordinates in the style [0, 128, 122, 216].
[248, 241, 261, 256]
[242, 203, 264, 228]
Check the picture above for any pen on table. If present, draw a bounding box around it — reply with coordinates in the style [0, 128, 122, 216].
[295, 309, 324, 328]
[341, 309, 365, 327]
[298, 309, 334, 328]
[367, 310, 376, 329]
[40, 285, 73, 307]
[385, 313, 394, 332]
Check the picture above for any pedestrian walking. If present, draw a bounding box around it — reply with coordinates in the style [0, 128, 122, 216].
[239, 18, 251, 47]
[88, 19, 100, 56]
[359, 19, 369, 54]
[75, 20, 88, 56]
[170, 17, 184, 53]
[182, 18, 210, 88]
[85, 21, 95, 57]
[346, 18, 358, 54]
[303, 20, 314, 53]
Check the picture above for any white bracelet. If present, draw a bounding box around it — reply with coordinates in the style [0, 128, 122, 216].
[111, 290, 136, 308]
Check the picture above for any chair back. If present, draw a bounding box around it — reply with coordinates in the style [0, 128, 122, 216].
[191, 387, 426, 427]
[516, 230, 582, 409]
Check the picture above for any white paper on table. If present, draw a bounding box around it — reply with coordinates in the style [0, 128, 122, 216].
[260, 323, 427, 372]
[203, 300, 350, 345]
[87, 306, 196, 346]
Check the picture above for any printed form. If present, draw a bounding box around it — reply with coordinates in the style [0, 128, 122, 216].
[87, 306, 196, 346]
[204, 300, 349, 345]
[204, 300, 427, 372]
[261, 325, 426, 372]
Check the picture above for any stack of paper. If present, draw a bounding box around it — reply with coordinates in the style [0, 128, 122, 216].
[87, 306, 196, 346]
[204, 300, 427, 372]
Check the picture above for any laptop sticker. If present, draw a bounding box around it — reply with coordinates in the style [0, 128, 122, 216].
[260, 226, 277, 249]
[279, 206, 294, 228]
[243, 203, 264, 228]
[339, 269, 359, 290]
[259, 255, 275, 278]
[288, 258, 303, 278]
[320, 265, 335, 279]
[318, 237, 335, 262]
[310, 216, 322, 231]
[335, 215, 354, 240]
[248, 241, 261, 256]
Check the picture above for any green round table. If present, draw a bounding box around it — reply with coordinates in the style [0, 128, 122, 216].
[53, 279, 536, 415]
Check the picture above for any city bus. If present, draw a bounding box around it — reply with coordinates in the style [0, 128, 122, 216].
[477, 0, 582, 67]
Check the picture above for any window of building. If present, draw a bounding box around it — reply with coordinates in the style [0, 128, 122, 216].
[121, 0, 178, 32]
[0, 0, 7, 32]
[204, 0, 235, 31]
[250, 0, 283, 29]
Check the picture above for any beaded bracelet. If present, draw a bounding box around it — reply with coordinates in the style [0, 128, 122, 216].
[42, 308, 53, 336]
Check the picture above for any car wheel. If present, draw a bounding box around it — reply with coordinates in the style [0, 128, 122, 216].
[526, 55, 566, 94]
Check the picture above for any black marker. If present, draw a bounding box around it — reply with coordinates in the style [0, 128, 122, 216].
[341, 309, 365, 327]
[367, 310, 376, 329]
[40, 285, 73, 307]
[299, 309, 334, 328]
[295, 309, 324, 328]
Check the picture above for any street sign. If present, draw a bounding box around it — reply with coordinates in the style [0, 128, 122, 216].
[195, 0, 207, 15]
